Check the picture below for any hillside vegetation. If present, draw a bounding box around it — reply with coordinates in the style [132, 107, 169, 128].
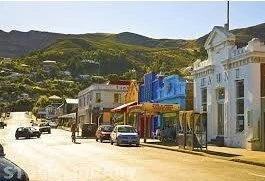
[1, 22, 265, 112]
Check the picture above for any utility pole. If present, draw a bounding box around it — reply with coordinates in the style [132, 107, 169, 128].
[227, 1, 230, 31]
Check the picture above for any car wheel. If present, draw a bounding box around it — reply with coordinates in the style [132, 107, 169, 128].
[15, 136, 19, 140]
[48, 130, 51, 134]
[37, 135, 40, 138]
[110, 139, 113, 145]
[136, 143, 140, 147]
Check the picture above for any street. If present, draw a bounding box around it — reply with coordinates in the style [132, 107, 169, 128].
[1, 112, 265, 181]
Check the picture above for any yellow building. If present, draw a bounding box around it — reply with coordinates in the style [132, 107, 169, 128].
[111, 80, 139, 125]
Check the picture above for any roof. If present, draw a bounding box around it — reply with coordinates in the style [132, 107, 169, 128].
[111, 101, 137, 112]
[65, 98, 78, 104]
[107, 80, 131, 85]
[115, 125, 134, 127]
[58, 113, 76, 119]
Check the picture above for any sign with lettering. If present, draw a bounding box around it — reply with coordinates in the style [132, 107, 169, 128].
[128, 103, 180, 113]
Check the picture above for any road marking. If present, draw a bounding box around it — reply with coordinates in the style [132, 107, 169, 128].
[248, 173, 265, 178]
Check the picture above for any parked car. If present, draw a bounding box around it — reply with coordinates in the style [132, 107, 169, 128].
[110, 125, 140, 146]
[0, 122, 7, 129]
[48, 121, 58, 128]
[95, 124, 114, 142]
[15, 127, 41, 139]
[0, 144, 29, 181]
[39, 123, 51, 134]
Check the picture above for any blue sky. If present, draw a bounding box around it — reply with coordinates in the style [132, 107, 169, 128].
[1, 1, 265, 39]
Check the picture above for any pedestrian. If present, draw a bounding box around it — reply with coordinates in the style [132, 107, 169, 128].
[71, 122, 76, 143]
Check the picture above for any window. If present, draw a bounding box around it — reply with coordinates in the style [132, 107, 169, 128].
[216, 73, 222, 83]
[216, 88, 225, 100]
[201, 88, 207, 111]
[83, 96, 86, 107]
[114, 93, 121, 103]
[201, 78, 206, 87]
[87, 94, 89, 104]
[96, 93, 101, 103]
[79, 99, 82, 107]
[235, 68, 240, 79]
[236, 80, 244, 132]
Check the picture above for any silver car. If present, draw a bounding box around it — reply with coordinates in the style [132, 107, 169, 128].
[110, 125, 140, 147]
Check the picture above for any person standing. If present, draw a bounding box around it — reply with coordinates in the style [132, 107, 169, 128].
[71, 122, 76, 143]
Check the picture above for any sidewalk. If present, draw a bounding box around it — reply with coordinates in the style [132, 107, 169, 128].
[140, 139, 265, 167]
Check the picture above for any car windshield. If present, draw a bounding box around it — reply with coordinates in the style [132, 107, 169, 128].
[101, 126, 113, 132]
[118, 126, 136, 133]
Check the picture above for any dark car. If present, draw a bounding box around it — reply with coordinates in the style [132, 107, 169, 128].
[0, 122, 7, 129]
[39, 123, 51, 134]
[96, 125, 114, 142]
[15, 127, 41, 139]
[0, 144, 29, 181]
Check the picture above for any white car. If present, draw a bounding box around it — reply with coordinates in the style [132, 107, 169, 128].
[110, 125, 140, 146]
[48, 121, 58, 128]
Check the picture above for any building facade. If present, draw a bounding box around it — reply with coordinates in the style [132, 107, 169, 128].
[78, 84, 128, 128]
[154, 75, 188, 130]
[192, 26, 265, 151]
[137, 72, 190, 138]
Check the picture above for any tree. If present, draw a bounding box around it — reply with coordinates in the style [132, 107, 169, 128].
[107, 74, 119, 82]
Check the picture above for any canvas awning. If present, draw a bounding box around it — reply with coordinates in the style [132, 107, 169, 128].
[128, 102, 180, 113]
[111, 101, 137, 113]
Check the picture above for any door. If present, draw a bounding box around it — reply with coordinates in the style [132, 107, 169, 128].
[217, 103, 224, 136]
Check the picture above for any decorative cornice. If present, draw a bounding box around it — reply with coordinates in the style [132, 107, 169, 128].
[222, 53, 265, 70]
[191, 65, 215, 78]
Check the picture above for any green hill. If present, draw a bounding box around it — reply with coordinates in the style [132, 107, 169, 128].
[1, 22, 265, 112]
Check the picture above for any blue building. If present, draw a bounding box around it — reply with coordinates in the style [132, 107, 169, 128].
[137, 72, 190, 137]
[154, 75, 187, 131]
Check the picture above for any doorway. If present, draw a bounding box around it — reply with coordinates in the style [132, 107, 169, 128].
[217, 103, 224, 136]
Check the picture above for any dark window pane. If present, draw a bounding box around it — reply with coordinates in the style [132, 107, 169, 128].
[236, 80, 244, 98]
[236, 116, 244, 132]
[237, 99, 244, 114]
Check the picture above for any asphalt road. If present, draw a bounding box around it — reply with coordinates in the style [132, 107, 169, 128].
[1, 112, 265, 181]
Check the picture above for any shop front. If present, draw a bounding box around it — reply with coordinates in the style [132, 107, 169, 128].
[128, 103, 180, 143]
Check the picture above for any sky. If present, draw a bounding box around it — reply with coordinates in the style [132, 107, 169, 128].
[1, 1, 265, 40]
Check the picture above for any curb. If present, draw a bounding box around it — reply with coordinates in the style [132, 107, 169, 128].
[140, 143, 265, 168]
[140, 143, 204, 156]
[230, 158, 265, 167]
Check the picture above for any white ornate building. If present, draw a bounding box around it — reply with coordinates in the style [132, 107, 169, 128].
[192, 26, 265, 151]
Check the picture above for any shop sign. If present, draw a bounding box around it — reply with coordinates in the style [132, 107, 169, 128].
[128, 103, 180, 113]
[144, 103, 180, 112]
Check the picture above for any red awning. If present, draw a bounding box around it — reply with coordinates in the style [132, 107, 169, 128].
[111, 101, 137, 113]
